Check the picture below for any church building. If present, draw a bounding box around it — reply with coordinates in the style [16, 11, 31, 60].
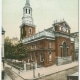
[20, 0, 74, 67]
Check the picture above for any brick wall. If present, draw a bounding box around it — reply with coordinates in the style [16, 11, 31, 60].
[26, 39, 56, 67]
[20, 25, 36, 39]
[55, 36, 73, 57]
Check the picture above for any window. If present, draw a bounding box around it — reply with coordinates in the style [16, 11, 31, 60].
[49, 51, 52, 61]
[63, 42, 67, 57]
[49, 41, 52, 48]
[31, 54, 34, 61]
[60, 42, 68, 57]
[67, 29, 68, 33]
[36, 42, 39, 49]
[29, 9, 30, 14]
[40, 53, 44, 62]
[35, 45, 36, 49]
[31, 45, 33, 49]
[29, 28, 32, 34]
[26, 9, 27, 13]
[60, 27, 61, 30]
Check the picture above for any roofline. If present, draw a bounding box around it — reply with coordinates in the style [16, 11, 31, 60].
[19, 23, 36, 28]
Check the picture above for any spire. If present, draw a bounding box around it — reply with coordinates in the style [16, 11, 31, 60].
[26, 0, 30, 6]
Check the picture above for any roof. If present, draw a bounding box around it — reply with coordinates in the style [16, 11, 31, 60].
[22, 30, 55, 44]
[45, 21, 71, 32]
[22, 20, 73, 44]
[70, 32, 79, 37]
[53, 21, 71, 29]
[20, 23, 36, 28]
[70, 32, 79, 35]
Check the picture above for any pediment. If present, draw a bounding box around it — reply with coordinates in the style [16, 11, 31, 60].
[54, 21, 71, 29]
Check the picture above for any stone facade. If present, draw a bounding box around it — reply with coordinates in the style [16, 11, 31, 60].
[20, 0, 74, 67]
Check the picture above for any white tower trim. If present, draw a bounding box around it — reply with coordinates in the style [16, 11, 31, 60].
[22, 0, 34, 26]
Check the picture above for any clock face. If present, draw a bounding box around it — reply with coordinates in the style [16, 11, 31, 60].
[62, 27, 66, 32]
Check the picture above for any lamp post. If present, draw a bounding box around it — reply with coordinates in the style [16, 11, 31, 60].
[33, 62, 35, 78]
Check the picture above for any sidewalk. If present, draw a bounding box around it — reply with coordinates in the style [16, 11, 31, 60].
[5, 61, 78, 79]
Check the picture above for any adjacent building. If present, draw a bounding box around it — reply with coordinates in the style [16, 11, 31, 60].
[70, 32, 79, 60]
[20, 0, 75, 67]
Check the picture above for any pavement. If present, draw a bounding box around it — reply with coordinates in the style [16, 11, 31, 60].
[5, 61, 78, 79]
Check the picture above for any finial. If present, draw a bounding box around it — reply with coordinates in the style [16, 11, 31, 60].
[63, 18, 64, 21]
[26, 0, 30, 5]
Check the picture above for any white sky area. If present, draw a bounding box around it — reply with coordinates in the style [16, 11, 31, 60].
[2, 0, 78, 39]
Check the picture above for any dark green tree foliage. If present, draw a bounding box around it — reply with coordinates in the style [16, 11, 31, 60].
[16, 43, 28, 60]
[4, 37, 28, 60]
[4, 37, 13, 59]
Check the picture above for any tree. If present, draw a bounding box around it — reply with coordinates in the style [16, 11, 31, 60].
[16, 42, 28, 60]
[4, 37, 28, 61]
[4, 37, 13, 59]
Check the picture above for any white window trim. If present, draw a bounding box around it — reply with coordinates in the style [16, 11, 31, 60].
[60, 27, 61, 30]
[40, 54, 44, 62]
[31, 54, 33, 61]
[49, 41, 52, 48]
[49, 52, 52, 61]
[29, 28, 32, 34]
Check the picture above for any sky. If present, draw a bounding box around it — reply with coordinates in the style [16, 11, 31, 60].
[2, 0, 78, 39]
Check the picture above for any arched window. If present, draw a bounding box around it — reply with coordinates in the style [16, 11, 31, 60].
[40, 53, 44, 62]
[59, 27, 61, 30]
[29, 28, 32, 34]
[49, 41, 52, 48]
[63, 42, 67, 57]
[29, 9, 30, 14]
[49, 51, 52, 61]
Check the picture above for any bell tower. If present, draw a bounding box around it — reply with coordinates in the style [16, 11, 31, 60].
[22, 0, 33, 24]
[20, 0, 36, 40]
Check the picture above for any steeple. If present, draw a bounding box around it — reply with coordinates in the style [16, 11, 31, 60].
[22, 0, 34, 25]
[20, 0, 36, 40]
